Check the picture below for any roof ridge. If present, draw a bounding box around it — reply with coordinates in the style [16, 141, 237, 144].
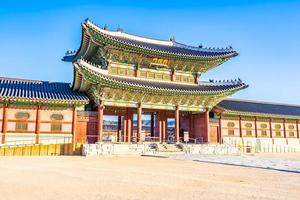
[85, 18, 235, 53]
[0, 76, 70, 85]
[85, 19, 174, 46]
[224, 98, 300, 108]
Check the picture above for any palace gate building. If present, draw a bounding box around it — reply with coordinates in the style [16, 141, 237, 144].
[0, 19, 299, 150]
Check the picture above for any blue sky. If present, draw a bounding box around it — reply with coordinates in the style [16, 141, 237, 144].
[0, 0, 299, 104]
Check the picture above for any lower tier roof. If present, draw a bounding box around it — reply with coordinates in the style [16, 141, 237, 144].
[217, 99, 300, 119]
[75, 59, 248, 96]
[0, 77, 89, 105]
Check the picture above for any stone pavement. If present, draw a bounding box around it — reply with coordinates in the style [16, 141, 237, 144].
[156, 153, 300, 173]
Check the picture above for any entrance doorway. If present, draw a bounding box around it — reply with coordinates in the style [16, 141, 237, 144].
[103, 115, 123, 142]
[167, 118, 175, 143]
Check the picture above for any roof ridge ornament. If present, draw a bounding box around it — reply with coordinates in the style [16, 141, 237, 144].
[116, 26, 123, 32]
[103, 24, 108, 30]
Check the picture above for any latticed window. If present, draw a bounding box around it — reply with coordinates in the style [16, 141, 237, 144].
[275, 124, 281, 129]
[246, 130, 252, 136]
[275, 131, 281, 137]
[261, 130, 267, 136]
[51, 124, 62, 132]
[15, 112, 30, 119]
[245, 123, 252, 128]
[50, 114, 63, 132]
[288, 125, 295, 130]
[16, 123, 28, 131]
[15, 112, 30, 131]
[227, 122, 235, 128]
[227, 122, 235, 136]
[289, 132, 295, 137]
[260, 124, 267, 129]
[228, 130, 234, 136]
[51, 114, 64, 121]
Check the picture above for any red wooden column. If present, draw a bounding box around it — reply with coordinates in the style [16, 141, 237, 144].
[158, 111, 165, 143]
[163, 111, 167, 142]
[135, 67, 140, 77]
[117, 115, 122, 142]
[283, 119, 286, 138]
[123, 112, 127, 142]
[1, 104, 7, 144]
[239, 115, 242, 138]
[124, 108, 133, 143]
[35, 106, 41, 144]
[157, 111, 162, 142]
[137, 104, 142, 143]
[254, 116, 258, 138]
[194, 73, 199, 84]
[188, 113, 193, 138]
[269, 118, 273, 144]
[297, 119, 299, 139]
[150, 113, 154, 138]
[171, 70, 176, 82]
[219, 114, 222, 144]
[283, 119, 287, 144]
[71, 106, 77, 150]
[174, 106, 180, 143]
[203, 111, 210, 143]
[97, 103, 104, 142]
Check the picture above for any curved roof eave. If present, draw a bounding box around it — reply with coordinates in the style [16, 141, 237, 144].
[63, 19, 239, 62]
[75, 59, 248, 96]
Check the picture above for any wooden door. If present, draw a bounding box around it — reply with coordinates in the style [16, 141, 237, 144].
[209, 126, 219, 143]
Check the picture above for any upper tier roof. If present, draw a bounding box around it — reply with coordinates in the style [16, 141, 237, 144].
[74, 59, 248, 96]
[63, 19, 238, 62]
[0, 77, 89, 105]
[217, 99, 300, 118]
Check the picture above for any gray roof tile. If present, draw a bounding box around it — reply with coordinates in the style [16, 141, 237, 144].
[0, 77, 89, 104]
[218, 99, 300, 117]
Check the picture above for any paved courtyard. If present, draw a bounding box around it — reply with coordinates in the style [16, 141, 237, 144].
[0, 155, 299, 200]
[158, 153, 300, 173]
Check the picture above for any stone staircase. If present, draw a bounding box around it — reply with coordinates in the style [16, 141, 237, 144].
[82, 143, 241, 156]
[157, 143, 183, 153]
[187, 144, 241, 155]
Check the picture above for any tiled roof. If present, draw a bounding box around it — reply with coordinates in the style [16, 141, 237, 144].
[105, 35, 237, 58]
[81, 19, 238, 59]
[75, 59, 248, 95]
[218, 99, 300, 118]
[0, 77, 89, 105]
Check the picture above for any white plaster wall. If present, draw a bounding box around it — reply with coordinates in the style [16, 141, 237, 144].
[271, 122, 284, 137]
[221, 119, 240, 136]
[285, 122, 297, 138]
[39, 109, 73, 122]
[287, 138, 300, 146]
[62, 124, 72, 133]
[242, 137, 257, 146]
[257, 138, 273, 146]
[241, 120, 255, 137]
[39, 123, 72, 133]
[6, 122, 36, 132]
[39, 123, 51, 132]
[222, 137, 242, 146]
[6, 108, 37, 121]
[38, 134, 72, 144]
[273, 138, 287, 145]
[4, 133, 36, 145]
[256, 121, 270, 137]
